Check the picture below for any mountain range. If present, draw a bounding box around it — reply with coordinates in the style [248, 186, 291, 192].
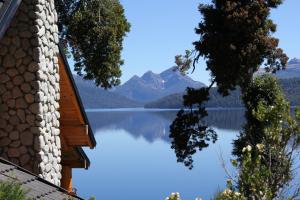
[256, 58, 300, 79]
[74, 58, 300, 109]
[144, 78, 300, 108]
[113, 67, 205, 102]
[145, 59, 300, 108]
[73, 75, 142, 108]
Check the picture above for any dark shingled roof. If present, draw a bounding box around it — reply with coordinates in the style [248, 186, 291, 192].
[0, 0, 22, 39]
[0, 0, 4, 9]
[0, 158, 84, 200]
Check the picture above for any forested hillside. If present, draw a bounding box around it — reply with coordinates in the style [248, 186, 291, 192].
[280, 77, 300, 106]
[145, 78, 300, 108]
[74, 75, 142, 108]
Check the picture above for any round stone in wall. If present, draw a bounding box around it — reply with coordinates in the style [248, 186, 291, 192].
[7, 148, 20, 157]
[15, 98, 27, 109]
[9, 131, 19, 140]
[20, 131, 33, 146]
[25, 93, 35, 104]
[20, 154, 30, 165]
[0, 138, 11, 146]
[3, 55, 16, 68]
[13, 75, 24, 85]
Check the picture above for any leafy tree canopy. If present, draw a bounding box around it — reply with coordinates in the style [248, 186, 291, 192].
[170, 0, 300, 198]
[55, 0, 130, 88]
[171, 0, 289, 169]
[176, 0, 288, 95]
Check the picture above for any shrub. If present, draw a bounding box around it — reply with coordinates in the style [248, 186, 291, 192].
[0, 180, 28, 200]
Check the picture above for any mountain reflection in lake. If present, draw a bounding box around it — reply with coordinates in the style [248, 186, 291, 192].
[73, 109, 245, 200]
[88, 109, 244, 141]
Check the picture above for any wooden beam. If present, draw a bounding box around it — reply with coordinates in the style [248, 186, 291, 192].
[61, 166, 73, 193]
[60, 135, 70, 151]
[67, 139, 90, 147]
[61, 147, 87, 169]
[62, 160, 87, 169]
[61, 125, 93, 148]
[61, 124, 88, 136]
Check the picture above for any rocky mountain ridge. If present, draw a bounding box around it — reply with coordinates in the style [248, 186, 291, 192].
[113, 67, 206, 102]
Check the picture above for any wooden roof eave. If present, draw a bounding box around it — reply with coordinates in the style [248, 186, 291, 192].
[61, 147, 90, 169]
[76, 147, 90, 169]
[58, 43, 97, 149]
[61, 136, 88, 169]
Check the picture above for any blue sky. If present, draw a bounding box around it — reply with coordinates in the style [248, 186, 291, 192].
[118, 0, 300, 85]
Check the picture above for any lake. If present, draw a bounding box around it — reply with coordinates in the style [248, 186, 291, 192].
[73, 109, 300, 200]
[73, 109, 245, 200]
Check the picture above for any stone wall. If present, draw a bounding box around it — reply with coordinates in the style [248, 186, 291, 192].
[0, 0, 61, 185]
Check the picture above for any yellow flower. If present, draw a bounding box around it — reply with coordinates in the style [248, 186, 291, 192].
[256, 144, 264, 152]
[242, 145, 252, 152]
[234, 192, 241, 196]
[246, 145, 252, 152]
[223, 189, 232, 196]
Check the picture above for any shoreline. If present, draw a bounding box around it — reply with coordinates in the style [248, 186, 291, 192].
[85, 107, 246, 112]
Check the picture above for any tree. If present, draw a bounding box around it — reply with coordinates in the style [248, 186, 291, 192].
[171, 0, 288, 169]
[233, 76, 300, 199]
[169, 0, 300, 199]
[55, 0, 130, 88]
[176, 0, 288, 94]
[170, 87, 217, 169]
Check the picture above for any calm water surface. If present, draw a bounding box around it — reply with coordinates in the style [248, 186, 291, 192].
[73, 109, 245, 200]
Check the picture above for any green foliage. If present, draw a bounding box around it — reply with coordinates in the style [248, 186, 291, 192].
[233, 75, 300, 199]
[169, 0, 300, 199]
[165, 193, 202, 200]
[55, 0, 130, 88]
[213, 189, 245, 200]
[215, 145, 272, 200]
[169, 88, 217, 169]
[175, 50, 194, 75]
[165, 193, 181, 200]
[170, 0, 288, 169]
[211, 76, 300, 200]
[177, 0, 288, 95]
[234, 75, 300, 156]
[0, 180, 28, 200]
[237, 145, 274, 199]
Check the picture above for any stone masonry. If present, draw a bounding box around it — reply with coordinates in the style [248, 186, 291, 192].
[0, 0, 61, 185]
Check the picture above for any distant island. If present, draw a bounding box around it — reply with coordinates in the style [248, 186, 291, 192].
[74, 58, 300, 109]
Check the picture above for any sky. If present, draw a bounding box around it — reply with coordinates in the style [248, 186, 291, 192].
[117, 0, 300, 85]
